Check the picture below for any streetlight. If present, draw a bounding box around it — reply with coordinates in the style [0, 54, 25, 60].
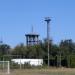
[45, 17, 51, 67]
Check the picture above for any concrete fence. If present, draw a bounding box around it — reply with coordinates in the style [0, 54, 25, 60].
[11, 59, 43, 66]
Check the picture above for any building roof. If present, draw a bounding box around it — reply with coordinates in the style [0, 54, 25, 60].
[25, 33, 39, 36]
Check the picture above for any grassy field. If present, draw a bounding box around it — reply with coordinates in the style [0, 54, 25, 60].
[1, 68, 75, 75]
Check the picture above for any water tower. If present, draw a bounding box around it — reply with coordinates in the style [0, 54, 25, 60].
[25, 26, 39, 46]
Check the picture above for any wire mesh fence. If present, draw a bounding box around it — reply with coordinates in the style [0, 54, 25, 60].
[0, 54, 73, 69]
[0, 61, 10, 74]
[0, 55, 44, 69]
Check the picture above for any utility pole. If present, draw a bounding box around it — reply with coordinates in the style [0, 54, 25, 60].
[45, 17, 51, 67]
[59, 50, 61, 67]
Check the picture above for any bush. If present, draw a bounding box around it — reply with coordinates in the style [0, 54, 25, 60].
[70, 55, 75, 68]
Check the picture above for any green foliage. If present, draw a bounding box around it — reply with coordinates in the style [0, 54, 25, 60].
[10, 62, 20, 69]
[0, 44, 10, 61]
[1, 39, 75, 68]
[70, 54, 75, 68]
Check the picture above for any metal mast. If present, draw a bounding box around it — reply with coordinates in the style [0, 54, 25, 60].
[45, 17, 51, 67]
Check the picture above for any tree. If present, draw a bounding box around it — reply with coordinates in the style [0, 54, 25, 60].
[0, 44, 10, 55]
[59, 39, 75, 67]
[0, 44, 10, 60]
[11, 43, 28, 58]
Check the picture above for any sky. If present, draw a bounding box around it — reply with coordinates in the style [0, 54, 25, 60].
[0, 0, 75, 47]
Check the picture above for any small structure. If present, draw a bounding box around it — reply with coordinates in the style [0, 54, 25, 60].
[25, 26, 39, 46]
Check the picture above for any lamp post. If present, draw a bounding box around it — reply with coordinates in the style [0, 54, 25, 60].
[45, 17, 51, 67]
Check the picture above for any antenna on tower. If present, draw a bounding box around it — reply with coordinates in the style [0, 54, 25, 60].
[31, 25, 34, 33]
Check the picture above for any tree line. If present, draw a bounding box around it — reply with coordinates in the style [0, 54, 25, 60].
[0, 39, 75, 67]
